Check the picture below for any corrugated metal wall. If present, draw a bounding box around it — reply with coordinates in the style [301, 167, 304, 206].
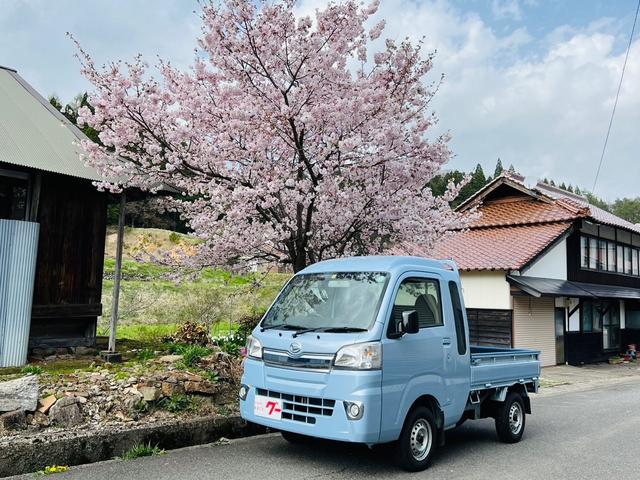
[513, 296, 556, 367]
[0, 219, 39, 367]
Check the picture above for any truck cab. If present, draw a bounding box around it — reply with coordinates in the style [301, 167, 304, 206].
[240, 256, 540, 471]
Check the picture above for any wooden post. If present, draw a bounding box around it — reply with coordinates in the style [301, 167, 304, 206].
[108, 192, 126, 354]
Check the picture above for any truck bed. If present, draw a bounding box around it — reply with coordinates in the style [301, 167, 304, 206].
[470, 345, 540, 391]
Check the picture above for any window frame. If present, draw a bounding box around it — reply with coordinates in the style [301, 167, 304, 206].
[387, 276, 444, 333]
[579, 233, 640, 278]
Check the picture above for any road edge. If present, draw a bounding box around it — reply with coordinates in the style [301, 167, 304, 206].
[0, 415, 266, 477]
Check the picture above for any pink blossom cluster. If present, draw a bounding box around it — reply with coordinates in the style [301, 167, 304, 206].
[74, 0, 467, 271]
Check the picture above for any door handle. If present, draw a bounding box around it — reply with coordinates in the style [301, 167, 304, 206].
[442, 337, 452, 346]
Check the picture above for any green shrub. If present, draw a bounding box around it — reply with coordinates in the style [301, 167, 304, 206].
[180, 344, 212, 367]
[136, 349, 156, 362]
[160, 394, 194, 413]
[120, 443, 164, 460]
[168, 232, 181, 244]
[21, 365, 43, 375]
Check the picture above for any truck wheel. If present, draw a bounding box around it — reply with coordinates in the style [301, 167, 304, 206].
[281, 430, 310, 444]
[495, 392, 526, 443]
[394, 406, 437, 471]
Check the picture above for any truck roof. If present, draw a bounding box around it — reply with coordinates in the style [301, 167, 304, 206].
[298, 256, 458, 276]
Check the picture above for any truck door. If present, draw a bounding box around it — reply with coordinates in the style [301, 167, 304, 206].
[380, 273, 449, 441]
[442, 280, 471, 427]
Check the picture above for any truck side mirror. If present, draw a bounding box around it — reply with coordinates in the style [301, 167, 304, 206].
[402, 310, 420, 334]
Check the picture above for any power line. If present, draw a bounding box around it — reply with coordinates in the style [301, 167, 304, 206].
[592, 0, 640, 193]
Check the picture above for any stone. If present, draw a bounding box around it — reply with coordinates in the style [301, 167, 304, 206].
[0, 375, 38, 412]
[184, 381, 217, 395]
[37, 395, 57, 414]
[138, 386, 161, 402]
[73, 346, 97, 356]
[0, 410, 27, 431]
[161, 382, 185, 397]
[156, 355, 183, 364]
[31, 410, 50, 428]
[49, 397, 82, 427]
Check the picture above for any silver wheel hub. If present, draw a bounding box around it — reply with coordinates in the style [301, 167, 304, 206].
[409, 419, 433, 461]
[508, 402, 523, 435]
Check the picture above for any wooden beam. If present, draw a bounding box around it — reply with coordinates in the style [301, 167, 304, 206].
[108, 192, 126, 353]
[32, 303, 102, 318]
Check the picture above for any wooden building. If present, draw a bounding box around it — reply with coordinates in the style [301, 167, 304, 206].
[432, 174, 640, 366]
[0, 65, 108, 348]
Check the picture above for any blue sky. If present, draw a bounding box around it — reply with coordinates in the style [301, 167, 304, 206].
[1, 0, 639, 200]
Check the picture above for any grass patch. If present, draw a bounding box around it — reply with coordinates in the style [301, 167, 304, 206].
[120, 443, 164, 460]
[21, 365, 43, 375]
[169, 344, 212, 367]
[136, 348, 157, 362]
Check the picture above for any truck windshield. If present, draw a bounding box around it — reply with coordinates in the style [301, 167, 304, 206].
[261, 272, 389, 331]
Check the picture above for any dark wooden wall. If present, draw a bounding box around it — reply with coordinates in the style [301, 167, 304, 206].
[565, 332, 609, 365]
[466, 309, 512, 347]
[29, 172, 107, 347]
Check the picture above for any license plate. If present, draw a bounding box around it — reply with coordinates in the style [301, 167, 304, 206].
[254, 395, 283, 420]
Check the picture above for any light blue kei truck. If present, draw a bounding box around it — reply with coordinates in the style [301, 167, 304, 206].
[240, 256, 541, 471]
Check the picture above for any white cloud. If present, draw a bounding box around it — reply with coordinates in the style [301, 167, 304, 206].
[1, 0, 637, 199]
[491, 0, 523, 21]
[323, 0, 639, 199]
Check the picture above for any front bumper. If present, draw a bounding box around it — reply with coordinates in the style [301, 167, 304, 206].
[240, 358, 382, 444]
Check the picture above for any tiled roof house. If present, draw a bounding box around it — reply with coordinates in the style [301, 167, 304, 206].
[431, 174, 640, 366]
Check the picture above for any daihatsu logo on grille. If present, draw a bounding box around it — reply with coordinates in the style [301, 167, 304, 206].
[288, 342, 303, 358]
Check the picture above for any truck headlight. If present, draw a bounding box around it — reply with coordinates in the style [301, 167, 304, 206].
[246, 335, 263, 359]
[334, 342, 381, 370]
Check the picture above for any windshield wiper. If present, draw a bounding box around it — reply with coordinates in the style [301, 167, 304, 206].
[293, 326, 368, 337]
[260, 323, 306, 332]
[318, 327, 368, 333]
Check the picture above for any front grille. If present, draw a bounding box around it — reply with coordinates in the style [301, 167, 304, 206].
[263, 348, 334, 371]
[256, 388, 335, 424]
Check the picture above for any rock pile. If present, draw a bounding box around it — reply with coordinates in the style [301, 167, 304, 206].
[0, 352, 242, 437]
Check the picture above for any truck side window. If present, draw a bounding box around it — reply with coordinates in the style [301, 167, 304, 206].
[448, 281, 467, 355]
[392, 278, 442, 328]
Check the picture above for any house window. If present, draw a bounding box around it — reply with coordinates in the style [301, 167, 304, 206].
[633, 249, 639, 276]
[625, 246, 632, 274]
[588, 238, 597, 269]
[0, 170, 29, 220]
[626, 302, 640, 329]
[617, 245, 624, 273]
[580, 236, 588, 268]
[597, 240, 607, 270]
[607, 242, 616, 272]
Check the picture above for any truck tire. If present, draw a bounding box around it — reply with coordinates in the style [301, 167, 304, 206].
[394, 406, 437, 471]
[280, 430, 310, 444]
[495, 391, 526, 443]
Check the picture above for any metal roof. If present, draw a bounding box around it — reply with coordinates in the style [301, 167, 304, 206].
[507, 275, 640, 300]
[0, 66, 105, 181]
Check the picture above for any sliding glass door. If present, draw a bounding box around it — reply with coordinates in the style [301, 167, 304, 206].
[602, 302, 620, 351]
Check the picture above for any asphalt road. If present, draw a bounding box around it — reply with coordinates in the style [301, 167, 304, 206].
[16, 381, 640, 480]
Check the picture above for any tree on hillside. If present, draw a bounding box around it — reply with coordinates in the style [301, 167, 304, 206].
[493, 158, 504, 179]
[49, 93, 101, 144]
[74, 0, 466, 272]
[612, 198, 640, 224]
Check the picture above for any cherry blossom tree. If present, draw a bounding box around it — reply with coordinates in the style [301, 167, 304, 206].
[75, 0, 466, 272]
